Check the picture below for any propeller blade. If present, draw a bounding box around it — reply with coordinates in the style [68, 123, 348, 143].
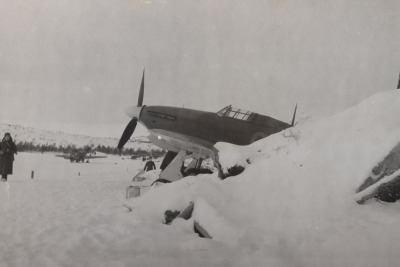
[118, 118, 137, 150]
[137, 69, 145, 107]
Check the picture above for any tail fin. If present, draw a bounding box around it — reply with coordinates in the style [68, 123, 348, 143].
[291, 104, 297, 127]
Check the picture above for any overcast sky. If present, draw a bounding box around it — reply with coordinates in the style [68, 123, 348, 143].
[1, 0, 399, 137]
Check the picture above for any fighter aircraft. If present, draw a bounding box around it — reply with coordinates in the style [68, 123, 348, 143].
[118, 70, 296, 181]
[56, 146, 107, 163]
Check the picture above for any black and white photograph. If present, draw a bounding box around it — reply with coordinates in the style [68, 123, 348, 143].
[1, 0, 400, 266]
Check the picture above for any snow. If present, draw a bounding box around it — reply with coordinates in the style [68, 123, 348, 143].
[1, 90, 400, 266]
[0, 123, 157, 151]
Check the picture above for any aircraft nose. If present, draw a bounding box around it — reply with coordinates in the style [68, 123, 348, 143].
[125, 106, 143, 121]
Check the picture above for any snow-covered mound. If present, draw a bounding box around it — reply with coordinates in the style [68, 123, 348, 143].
[0, 123, 157, 150]
[128, 90, 400, 266]
[1, 91, 399, 267]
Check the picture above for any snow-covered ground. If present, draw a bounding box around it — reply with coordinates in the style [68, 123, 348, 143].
[1, 90, 400, 267]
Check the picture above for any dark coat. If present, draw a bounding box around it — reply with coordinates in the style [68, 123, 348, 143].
[144, 160, 156, 172]
[0, 140, 17, 175]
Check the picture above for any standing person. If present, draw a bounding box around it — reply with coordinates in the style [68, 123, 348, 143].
[0, 133, 17, 181]
[144, 157, 156, 172]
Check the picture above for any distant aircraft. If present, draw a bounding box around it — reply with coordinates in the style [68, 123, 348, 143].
[118, 70, 296, 181]
[56, 146, 107, 163]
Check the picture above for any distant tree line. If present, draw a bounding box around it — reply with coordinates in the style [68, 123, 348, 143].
[17, 142, 74, 154]
[16, 141, 165, 158]
[94, 144, 165, 158]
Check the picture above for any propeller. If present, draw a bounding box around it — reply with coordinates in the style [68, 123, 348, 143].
[118, 118, 137, 150]
[138, 69, 144, 107]
[118, 69, 145, 150]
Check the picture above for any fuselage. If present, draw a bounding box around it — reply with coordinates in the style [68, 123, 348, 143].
[70, 151, 87, 162]
[138, 105, 291, 146]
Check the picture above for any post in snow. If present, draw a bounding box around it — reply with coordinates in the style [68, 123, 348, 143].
[397, 71, 400, 89]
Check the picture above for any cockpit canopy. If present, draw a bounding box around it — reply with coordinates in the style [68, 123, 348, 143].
[217, 105, 256, 121]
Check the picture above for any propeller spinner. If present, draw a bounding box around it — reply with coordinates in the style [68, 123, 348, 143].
[117, 70, 145, 150]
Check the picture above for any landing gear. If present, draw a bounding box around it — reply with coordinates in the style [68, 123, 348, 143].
[159, 150, 186, 182]
[160, 151, 178, 171]
[158, 150, 217, 183]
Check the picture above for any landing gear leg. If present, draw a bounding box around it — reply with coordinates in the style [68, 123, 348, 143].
[213, 155, 224, 179]
[159, 150, 187, 182]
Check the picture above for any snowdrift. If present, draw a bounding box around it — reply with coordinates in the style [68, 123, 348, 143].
[128, 90, 400, 266]
[2, 91, 399, 267]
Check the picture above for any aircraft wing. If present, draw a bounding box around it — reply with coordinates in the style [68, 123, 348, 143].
[147, 129, 218, 160]
[84, 155, 107, 159]
[55, 154, 70, 159]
